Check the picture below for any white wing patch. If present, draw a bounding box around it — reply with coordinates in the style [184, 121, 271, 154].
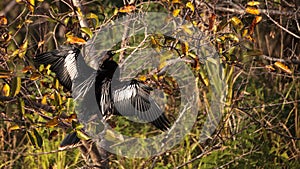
[64, 51, 78, 80]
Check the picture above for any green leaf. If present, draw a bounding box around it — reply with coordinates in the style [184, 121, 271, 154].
[86, 13, 99, 28]
[80, 27, 93, 39]
[76, 130, 90, 141]
[10, 76, 21, 97]
[18, 98, 25, 115]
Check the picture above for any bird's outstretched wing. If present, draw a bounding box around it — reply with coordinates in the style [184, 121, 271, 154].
[34, 48, 80, 91]
[113, 80, 170, 131]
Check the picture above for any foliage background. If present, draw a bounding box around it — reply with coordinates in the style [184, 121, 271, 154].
[0, 0, 299, 168]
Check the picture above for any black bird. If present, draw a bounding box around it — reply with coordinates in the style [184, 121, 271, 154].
[34, 47, 170, 148]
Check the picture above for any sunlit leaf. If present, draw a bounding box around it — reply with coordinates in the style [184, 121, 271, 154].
[274, 62, 292, 74]
[41, 95, 47, 104]
[254, 16, 262, 24]
[150, 36, 161, 52]
[54, 91, 62, 105]
[249, 16, 262, 35]
[230, 16, 243, 29]
[74, 123, 84, 130]
[27, 0, 35, 13]
[2, 83, 10, 96]
[173, 9, 181, 17]
[113, 7, 119, 15]
[10, 76, 21, 97]
[19, 40, 28, 58]
[138, 75, 147, 82]
[76, 130, 90, 140]
[186, 2, 194, 12]
[80, 27, 93, 39]
[86, 13, 99, 28]
[9, 125, 20, 131]
[45, 116, 59, 128]
[22, 66, 34, 73]
[242, 29, 248, 37]
[265, 65, 275, 71]
[16, 0, 24, 3]
[245, 7, 260, 15]
[0, 16, 8, 25]
[172, 0, 181, 4]
[247, 1, 260, 6]
[119, 5, 136, 13]
[66, 35, 86, 45]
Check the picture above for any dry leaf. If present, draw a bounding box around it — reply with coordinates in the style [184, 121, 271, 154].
[45, 117, 59, 128]
[274, 62, 292, 74]
[245, 7, 260, 15]
[66, 35, 86, 45]
[119, 5, 136, 13]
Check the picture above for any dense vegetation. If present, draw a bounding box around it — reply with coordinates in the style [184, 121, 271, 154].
[0, 0, 299, 168]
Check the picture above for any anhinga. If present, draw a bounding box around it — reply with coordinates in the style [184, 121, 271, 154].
[34, 47, 170, 148]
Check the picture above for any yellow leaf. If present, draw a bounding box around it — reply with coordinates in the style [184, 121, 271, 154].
[254, 15, 262, 24]
[245, 7, 260, 15]
[9, 125, 20, 131]
[45, 117, 59, 128]
[41, 95, 47, 104]
[80, 27, 93, 39]
[16, 0, 23, 3]
[0, 16, 8, 25]
[19, 40, 28, 58]
[150, 36, 161, 52]
[25, 19, 33, 24]
[274, 62, 292, 74]
[66, 35, 86, 45]
[247, 1, 260, 6]
[2, 83, 10, 96]
[173, 9, 181, 17]
[186, 2, 194, 12]
[76, 130, 90, 140]
[172, 0, 181, 4]
[242, 29, 248, 37]
[138, 75, 147, 82]
[27, 0, 35, 13]
[265, 65, 275, 71]
[118, 5, 136, 13]
[228, 33, 239, 42]
[230, 16, 243, 29]
[113, 7, 119, 15]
